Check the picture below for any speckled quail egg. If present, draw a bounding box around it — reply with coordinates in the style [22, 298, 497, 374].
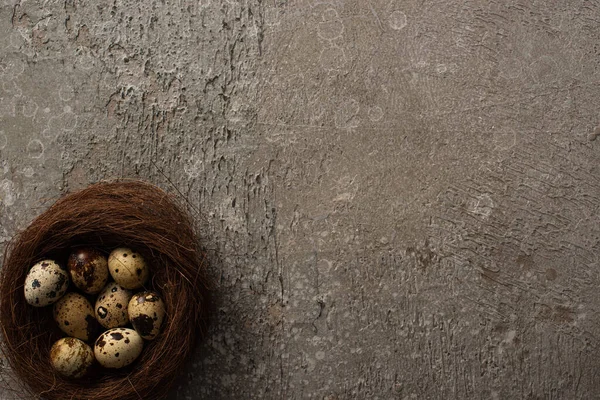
[95, 282, 133, 329]
[128, 291, 166, 340]
[94, 328, 143, 369]
[24, 259, 69, 307]
[108, 247, 149, 290]
[50, 337, 95, 378]
[53, 292, 98, 342]
[67, 247, 109, 294]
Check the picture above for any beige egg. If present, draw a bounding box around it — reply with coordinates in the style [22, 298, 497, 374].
[108, 247, 149, 290]
[128, 291, 166, 340]
[53, 292, 98, 342]
[95, 282, 132, 329]
[50, 337, 94, 378]
[67, 248, 109, 294]
[94, 328, 143, 369]
[24, 259, 69, 307]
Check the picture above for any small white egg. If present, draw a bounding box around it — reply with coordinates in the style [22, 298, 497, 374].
[94, 328, 143, 369]
[95, 282, 132, 329]
[128, 291, 166, 340]
[50, 337, 94, 378]
[108, 247, 149, 290]
[53, 292, 98, 342]
[67, 248, 109, 294]
[24, 260, 69, 307]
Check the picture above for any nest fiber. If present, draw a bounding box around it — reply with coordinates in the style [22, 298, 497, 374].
[0, 180, 209, 400]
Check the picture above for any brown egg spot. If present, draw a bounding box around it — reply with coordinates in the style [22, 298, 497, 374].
[136, 269, 142, 276]
[123, 253, 128, 257]
[132, 314, 154, 337]
[97, 306, 108, 319]
[56, 273, 67, 287]
[111, 286, 118, 293]
[110, 332, 124, 340]
[115, 353, 120, 357]
[96, 337, 106, 348]
[64, 320, 70, 326]
[116, 303, 122, 309]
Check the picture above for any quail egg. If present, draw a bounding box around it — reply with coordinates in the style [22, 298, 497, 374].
[53, 292, 98, 342]
[24, 259, 69, 307]
[67, 247, 109, 294]
[50, 337, 95, 378]
[95, 282, 132, 329]
[128, 291, 166, 340]
[108, 247, 149, 290]
[94, 328, 143, 369]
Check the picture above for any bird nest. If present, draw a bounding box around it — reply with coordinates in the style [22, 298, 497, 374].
[0, 180, 210, 400]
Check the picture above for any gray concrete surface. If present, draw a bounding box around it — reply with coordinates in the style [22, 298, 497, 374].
[1, 0, 600, 398]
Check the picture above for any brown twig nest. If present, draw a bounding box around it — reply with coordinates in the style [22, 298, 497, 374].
[0, 180, 210, 400]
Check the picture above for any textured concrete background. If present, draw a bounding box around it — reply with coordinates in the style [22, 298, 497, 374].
[1, 0, 600, 399]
